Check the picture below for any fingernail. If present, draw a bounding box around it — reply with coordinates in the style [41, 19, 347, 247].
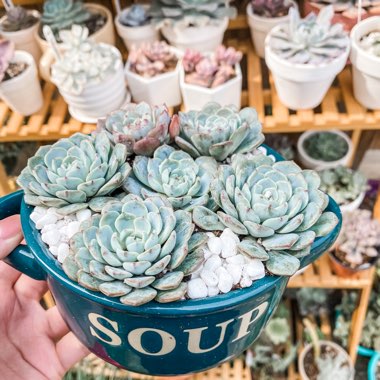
[0, 215, 21, 240]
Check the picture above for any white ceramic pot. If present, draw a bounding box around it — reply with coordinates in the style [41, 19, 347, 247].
[340, 191, 366, 214]
[297, 130, 353, 170]
[0, 51, 43, 116]
[179, 63, 242, 111]
[161, 18, 228, 52]
[265, 26, 350, 110]
[114, 7, 159, 51]
[350, 17, 380, 109]
[246, 3, 292, 58]
[0, 10, 42, 63]
[125, 50, 182, 107]
[54, 51, 127, 122]
[299, 341, 354, 380]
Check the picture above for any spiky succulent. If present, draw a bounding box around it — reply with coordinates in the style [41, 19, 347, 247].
[17, 132, 131, 215]
[267, 5, 349, 64]
[361, 31, 380, 58]
[119, 4, 150, 27]
[98, 102, 177, 157]
[174, 103, 264, 162]
[193, 153, 339, 275]
[62, 193, 207, 306]
[0, 6, 39, 32]
[251, 0, 293, 18]
[123, 144, 217, 211]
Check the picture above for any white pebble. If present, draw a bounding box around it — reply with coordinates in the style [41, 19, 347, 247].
[30, 211, 42, 224]
[76, 209, 91, 223]
[49, 246, 58, 257]
[57, 243, 70, 263]
[244, 260, 265, 280]
[207, 286, 220, 297]
[42, 230, 61, 246]
[41, 224, 57, 234]
[221, 236, 237, 258]
[187, 278, 208, 299]
[240, 275, 253, 288]
[67, 221, 80, 239]
[220, 228, 240, 244]
[34, 206, 47, 216]
[203, 255, 222, 272]
[225, 263, 243, 285]
[47, 208, 63, 219]
[226, 254, 246, 266]
[203, 248, 213, 261]
[217, 267, 233, 294]
[36, 213, 58, 229]
[200, 269, 218, 287]
[207, 236, 222, 255]
[191, 265, 203, 279]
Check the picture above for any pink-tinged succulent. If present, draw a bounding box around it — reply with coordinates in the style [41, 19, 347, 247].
[0, 40, 14, 82]
[251, 0, 293, 18]
[128, 41, 178, 78]
[182, 49, 203, 72]
[215, 45, 243, 66]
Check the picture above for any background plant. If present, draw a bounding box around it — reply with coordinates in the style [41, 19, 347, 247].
[251, 0, 293, 18]
[118, 4, 150, 27]
[0, 39, 14, 82]
[0, 5, 39, 32]
[361, 31, 380, 58]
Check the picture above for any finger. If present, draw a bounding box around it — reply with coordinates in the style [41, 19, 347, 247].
[0, 261, 22, 288]
[56, 332, 90, 371]
[47, 306, 70, 341]
[14, 274, 48, 301]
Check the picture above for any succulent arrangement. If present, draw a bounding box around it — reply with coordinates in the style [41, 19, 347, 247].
[314, 347, 353, 380]
[265, 134, 295, 161]
[0, 39, 14, 82]
[182, 45, 242, 88]
[50, 25, 120, 95]
[18, 101, 338, 306]
[360, 30, 380, 57]
[0, 5, 39, 32]
[118, 4, 150, 27]
[296, 288, 330, 317]
[332, 209, 380, 268]
[268, 5, 349, 64]
[251, 0, 293, 18]
[128, 41, 178, 78]
[303, 131, 349, 162]
[319, 166, 367, 206]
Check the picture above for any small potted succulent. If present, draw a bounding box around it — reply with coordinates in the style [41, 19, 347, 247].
[0, 39, 43, 115]
[179, 45, 243, 111]
[246, 0, 295, 58]
[125, 41, 182, 107]
[50, 25, 127, 123]
[265, 6, 350, 110]
[150, 0, 236, 52]
[0, 0, 41, 62]
[1, 102, 340, 376]
[114, 2, 159, 51]
[329, 209, 380, 277]
[350, 16, 380, 109]
[318, 166, 367, 213]
[297, 130, 353, 170]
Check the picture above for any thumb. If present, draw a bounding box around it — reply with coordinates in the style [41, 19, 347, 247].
[0, 215, 23, 259]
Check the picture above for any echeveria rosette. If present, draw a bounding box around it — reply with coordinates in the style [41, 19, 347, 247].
[99, 102, 177, 157]
[123, 144, 216, 211]
[17, 132, 131, 215]
[62, 194, 207, 306]
[193, 154, 339, 275]
[175, 103, 264, 162]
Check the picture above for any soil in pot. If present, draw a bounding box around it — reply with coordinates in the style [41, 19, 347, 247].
[1, 62, 28, 82]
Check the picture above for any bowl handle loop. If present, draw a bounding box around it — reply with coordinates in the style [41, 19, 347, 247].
[0, 191, 47, 281]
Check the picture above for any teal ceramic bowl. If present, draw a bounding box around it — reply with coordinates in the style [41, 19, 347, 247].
[0, 147, 342, 376]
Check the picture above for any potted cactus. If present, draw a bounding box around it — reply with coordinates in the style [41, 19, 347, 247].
[150, 0, 236, 52]
[0, 0, 41, 62]
[50, 25, 127, 123]
[179, 45, 243, 111]
[125, 41, 182, 107]
[329, 209, 380, 277]
[318, 166, 367, 213]
[1, 102, 340, 375]
[246, 0, 295, 58]
[350, 16, 380, 109]
[265, 6, 350, 110]
[297, 130, 353, 170]
[0, 39, 43, 115]
[114, 2, 159, 51]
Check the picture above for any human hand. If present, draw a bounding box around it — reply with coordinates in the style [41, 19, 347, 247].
[0, 215, 89, 380]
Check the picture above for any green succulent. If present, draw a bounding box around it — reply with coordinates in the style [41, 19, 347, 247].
[17, 132, 131, 215]
[264, 317, 290, 345]
[175, 103, 265, 162]
[99, 102, 176, 157]
[123, 144, 217, 211]
[193, 154, 339, 275]
[62, 193, 207, 306]
[41, 0, 91, 33]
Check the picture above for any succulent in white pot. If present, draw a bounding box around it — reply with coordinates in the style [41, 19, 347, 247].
[150, 0, 236, 52]
[0, 40, 43, 115]
[114, 3, 159, 51]
[265, 6, 350, 110]
[125, 41, 182, 107]
[246, 0, 295, 58]
[180, 45, 243, 111]
[50, 25, 127, 123]
[350, 16, 380, 109]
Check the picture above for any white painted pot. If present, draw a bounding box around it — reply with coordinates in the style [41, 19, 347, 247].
[161, 18, 228, 52]
[297, 130, 353, 170]
[265, 26, 350, 110]
[125, 50, 182, 107]
[180, 63, 242, 111]
[246, 4, 292, 58]
[0, 51, 43, 116]
[0, 10, 42, 63]
[350, 17, 380, 110]
[299, 341, 354, 380]
[340, 191, 366, 214]
[114, 7, 159, 51]
[54, 52, 127, 122]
